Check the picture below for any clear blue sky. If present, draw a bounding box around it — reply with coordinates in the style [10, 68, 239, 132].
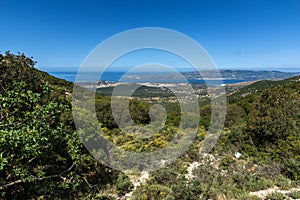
[1, 0, 300, 71]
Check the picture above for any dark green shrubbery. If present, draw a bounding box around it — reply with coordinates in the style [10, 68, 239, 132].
[116, 174, 133, 194]
[1, 52, 300, 199]
[288, 191, 300, 199]
[266, 192, 289, 200]
[0, 52, 121, 199]
[132, 184, 174, 200]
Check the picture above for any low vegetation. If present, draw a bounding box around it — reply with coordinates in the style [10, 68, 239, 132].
[0, 52, 299, 199]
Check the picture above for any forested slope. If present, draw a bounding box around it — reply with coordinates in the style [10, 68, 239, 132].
[0, 52, 299, 199]
[0, 52, 128, 199]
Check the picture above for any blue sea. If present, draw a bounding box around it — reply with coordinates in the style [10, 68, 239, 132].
[47, 70, 246, 85]
[47, 71, 124, 82]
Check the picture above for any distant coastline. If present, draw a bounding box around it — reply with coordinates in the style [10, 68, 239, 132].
[46, 69, 300, 85]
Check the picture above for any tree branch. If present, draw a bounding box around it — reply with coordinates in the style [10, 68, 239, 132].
[0, 163, 75, 190]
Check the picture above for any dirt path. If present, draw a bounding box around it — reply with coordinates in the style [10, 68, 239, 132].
[119, 171, 149, 200]
[249, 186, 300, 199]
[185, 161, 200, 180]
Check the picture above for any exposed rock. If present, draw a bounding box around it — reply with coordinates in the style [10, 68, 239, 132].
[249, 186, 300, 199]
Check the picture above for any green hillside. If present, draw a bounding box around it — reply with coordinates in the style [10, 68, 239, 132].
[1, 52, 299, 199]
[0, 52, 73, 94]
[0, 52, 126, 199]
[228, 76, 300, 103]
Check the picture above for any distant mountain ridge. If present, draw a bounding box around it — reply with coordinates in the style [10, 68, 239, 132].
[183, 69, 300, 81]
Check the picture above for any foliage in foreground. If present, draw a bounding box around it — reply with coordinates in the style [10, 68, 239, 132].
[0, 52, 122, 199]
[0, 52, 300, 199]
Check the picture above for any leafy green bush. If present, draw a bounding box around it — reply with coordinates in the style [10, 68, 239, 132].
[0, 53, 120, 198]
[219, 155, 235, 170]
[266, 192, 289, 200]
[283, 158, 300, 180]
[288, 191, 300, 199]
[274, 176, 291, 190]
[245, 176, 274, 192]
[116, 173, 133, 194]
[132, 184, 175, 200]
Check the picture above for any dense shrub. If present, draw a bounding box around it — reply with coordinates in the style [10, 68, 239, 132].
[266, 192, 289, 200]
